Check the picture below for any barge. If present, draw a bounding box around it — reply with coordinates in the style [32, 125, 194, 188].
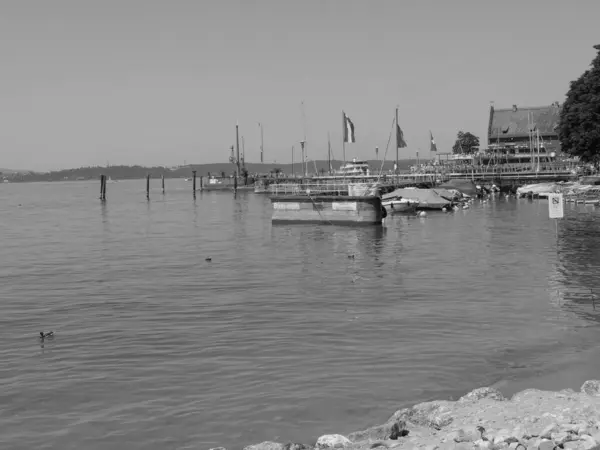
[271, 195, 383, 225]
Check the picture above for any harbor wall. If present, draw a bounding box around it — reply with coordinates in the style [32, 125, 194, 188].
[271, 196, 382, 225]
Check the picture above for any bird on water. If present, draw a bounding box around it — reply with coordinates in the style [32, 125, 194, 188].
[39, 331, 54, 339]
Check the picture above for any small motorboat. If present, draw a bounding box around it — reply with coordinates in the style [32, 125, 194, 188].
[381, 197, 419, 213]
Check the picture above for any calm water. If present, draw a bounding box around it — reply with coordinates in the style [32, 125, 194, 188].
[1, 180, 599, 450]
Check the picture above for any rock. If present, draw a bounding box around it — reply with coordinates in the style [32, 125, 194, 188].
[459, 387, 506, 403]
[581, 380, 600, 397]
[537, 440, 555, 450]
[473, 438, 491, 449]
[578, 435, 598, 450]
[369, 443, 388, 449]
[315, 434, 351, 449]
[540, 424, 559, 440]
[550, 431, 571, 445]
[389, 421, 409, 440]
[395, 401, 454, 430]
[284, 444, 311, 450]
[455, 443, 474, 450]
[209, 448, 227, 450]
[492, 429, 513, 445]
[451, 426, 483, 443]
[244, 443, 285, 450]
[348, 424, 390, 442]
[563, 443, 585, 450]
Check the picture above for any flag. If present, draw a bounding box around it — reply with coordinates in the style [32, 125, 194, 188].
[396, 125, 407, 148]
[343, 112, 355, 143]
[430, 131, 437, 152]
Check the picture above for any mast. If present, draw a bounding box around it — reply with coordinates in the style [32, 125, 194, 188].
[292, 145, 295, 177]
[235, 123, 240, 175]
[301, 101, 307, 176]
[328, 132, 331, 174]
[242, 136, 245, 168]
[395, 107, 399, 175]
[259, 122, 264, 163]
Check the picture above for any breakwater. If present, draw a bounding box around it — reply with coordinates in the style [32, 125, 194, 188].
[233, 381, 600, 450]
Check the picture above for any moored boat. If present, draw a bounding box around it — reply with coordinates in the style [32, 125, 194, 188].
[271, 195, 383, 225]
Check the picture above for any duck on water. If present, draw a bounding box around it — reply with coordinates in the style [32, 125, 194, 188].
[39, 331, 54, 339]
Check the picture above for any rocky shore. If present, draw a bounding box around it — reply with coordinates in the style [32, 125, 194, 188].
[211, 380, 600, 450]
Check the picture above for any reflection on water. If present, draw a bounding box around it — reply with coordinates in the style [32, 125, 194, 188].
[0, 183, 599, 450]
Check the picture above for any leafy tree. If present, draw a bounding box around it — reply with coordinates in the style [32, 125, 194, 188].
[558, 44, 600, 166]
[452, 131, 480, 154]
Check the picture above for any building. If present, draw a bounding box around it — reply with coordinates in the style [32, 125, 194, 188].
[487, 103, 562, 156]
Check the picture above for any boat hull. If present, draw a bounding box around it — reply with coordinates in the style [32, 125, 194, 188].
[271, 195, 382, 225]
[381, 199, 418, 213]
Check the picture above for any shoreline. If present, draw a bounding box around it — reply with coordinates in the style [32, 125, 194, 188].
[218, 379, 600, 450]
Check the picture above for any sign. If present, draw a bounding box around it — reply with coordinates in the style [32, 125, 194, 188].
[332, 202, 357, 211]
[273, 202, 300, 211]
[548, 193, 564, 219]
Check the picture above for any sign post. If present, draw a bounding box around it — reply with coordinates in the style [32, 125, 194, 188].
[548, 193, 564, 241]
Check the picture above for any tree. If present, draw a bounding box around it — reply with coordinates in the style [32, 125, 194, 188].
[558, 44, 600, 166]
[452, 131, 480, 154]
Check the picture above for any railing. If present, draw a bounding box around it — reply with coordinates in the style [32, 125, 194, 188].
[269, 182, 351, 196]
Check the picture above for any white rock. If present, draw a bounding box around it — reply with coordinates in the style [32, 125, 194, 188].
[551, 431, 571, 444]
[492, 429, 513, 444]
[243, 442, 285, 450]
[316, 434, 352, 449]
[579, 434, 598, 450]
[540, 424, 558, 439]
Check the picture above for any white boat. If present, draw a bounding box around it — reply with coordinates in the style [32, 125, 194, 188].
[333, 158, 371, 177]
[381, 197, 418, 213]
[381, 189, 419, 213]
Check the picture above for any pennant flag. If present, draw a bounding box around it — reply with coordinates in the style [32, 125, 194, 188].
[430, 131, 438, 152]
[343, 112, 355, 143]
[396, 125, 407, 148]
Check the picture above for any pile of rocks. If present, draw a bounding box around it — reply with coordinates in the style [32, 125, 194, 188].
[212, 380, 600, 450]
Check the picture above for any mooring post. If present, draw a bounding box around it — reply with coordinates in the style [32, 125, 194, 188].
[192, 171, 197, 197]
[200, 175, 203, 190]
[161, 175, 165, 194]
[100, 174, 106, 200]
[233, 173, 238, 194]
[146, 174, 150, 200]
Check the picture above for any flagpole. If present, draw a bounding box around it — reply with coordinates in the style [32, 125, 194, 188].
[342, 111, 346, 164]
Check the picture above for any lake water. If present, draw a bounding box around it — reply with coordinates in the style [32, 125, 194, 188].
[1, 179, 599, 450]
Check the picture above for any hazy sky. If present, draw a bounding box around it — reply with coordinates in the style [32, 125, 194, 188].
[0, 0, 598, 171]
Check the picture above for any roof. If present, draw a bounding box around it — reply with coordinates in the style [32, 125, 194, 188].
[488, 105, 561, 140]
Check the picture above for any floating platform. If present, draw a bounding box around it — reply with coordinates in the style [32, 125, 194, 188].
[271, 195, 383, 225]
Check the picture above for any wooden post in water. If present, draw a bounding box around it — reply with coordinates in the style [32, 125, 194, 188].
[192, 170, 197, 198]
[100, 175, 106, 201]
[234, 173, 238, 194]
[161, 175, 165, 194]
[146, 174, 150, 200]
[200, 175, 203, 190]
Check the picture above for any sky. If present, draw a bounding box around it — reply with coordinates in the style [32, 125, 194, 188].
[0, 0, 599, 171]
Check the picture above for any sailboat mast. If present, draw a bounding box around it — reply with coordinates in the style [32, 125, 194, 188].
[328, 132, 331, 174]
[235, 123, 241, 175]
[259, 122, 264, 163]
[342, 111, 346, 164]
[395, 107, 399, 175]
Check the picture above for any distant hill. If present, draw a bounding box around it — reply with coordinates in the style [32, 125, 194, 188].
[0, 168, 33, 175]
[3, 159, 423, 182]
